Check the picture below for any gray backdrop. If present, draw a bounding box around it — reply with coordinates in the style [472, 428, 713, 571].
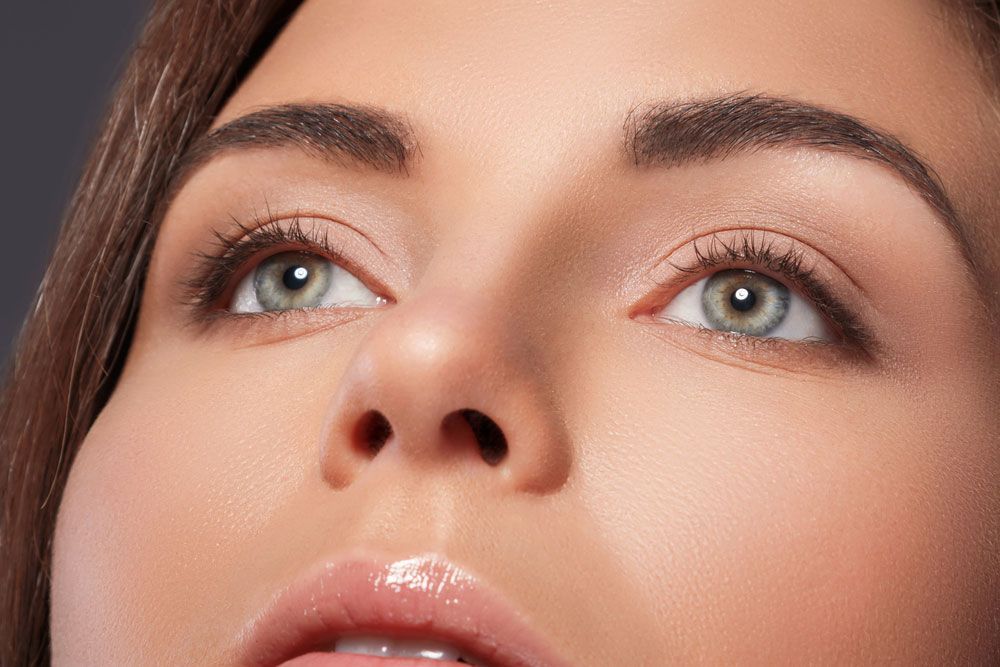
[0, 2, 151, 369]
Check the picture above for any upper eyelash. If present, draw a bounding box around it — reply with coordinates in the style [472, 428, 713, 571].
[667, 230, 874, 348]
[182, 220, 873, 351]
[181, 212, 346, 314]
[678, 229, 809, 277]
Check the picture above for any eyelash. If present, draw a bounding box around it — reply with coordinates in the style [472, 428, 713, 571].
[182, 213, 349, 317]
[665, 230, 873, 347]
[182, 218, 871, 353]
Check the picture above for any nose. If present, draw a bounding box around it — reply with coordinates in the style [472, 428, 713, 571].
[320, 292, 572, 494]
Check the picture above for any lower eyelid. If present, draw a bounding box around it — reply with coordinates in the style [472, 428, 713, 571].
[640, 317, 873, 377]
[185, 304, 376, 347]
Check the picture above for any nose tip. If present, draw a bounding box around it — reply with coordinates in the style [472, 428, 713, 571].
[320, 295, 571, 494]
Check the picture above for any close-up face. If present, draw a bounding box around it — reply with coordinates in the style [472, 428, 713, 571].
[50, 0, 999, 664]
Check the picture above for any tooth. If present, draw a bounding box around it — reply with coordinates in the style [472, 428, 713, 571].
[334, 635, 461, 661]
[391, 637, 460, 660]
[334, 635, 392, 657]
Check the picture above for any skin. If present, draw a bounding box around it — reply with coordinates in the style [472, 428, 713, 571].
[51, 0, 1000, 664]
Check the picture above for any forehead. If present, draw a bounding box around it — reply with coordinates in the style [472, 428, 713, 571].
[220, 0, 988, 138]
[216, 0, 997, 248]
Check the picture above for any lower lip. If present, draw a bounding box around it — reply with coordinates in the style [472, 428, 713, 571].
[280, 654, 467, 667]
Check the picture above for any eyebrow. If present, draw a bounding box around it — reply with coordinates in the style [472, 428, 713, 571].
[625, 93, 975, 260]
[174, 96, 979, 283]
[179, 103, 416, 178]
[188, 96, 950, 215]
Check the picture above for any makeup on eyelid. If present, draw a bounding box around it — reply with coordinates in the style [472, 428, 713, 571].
[179, 206, 875, 367]
[650, 230, 873, 345]
[180, 214, 394, 319]
[614, 226, 883, 373]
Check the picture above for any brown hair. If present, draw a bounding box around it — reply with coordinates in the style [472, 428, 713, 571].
[966, 1, 1000, 82]
[0, 2, 300, 663]
[0, 1, 996, 665]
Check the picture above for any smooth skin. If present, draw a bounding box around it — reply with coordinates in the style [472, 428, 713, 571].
[52, 0, 1000, 664]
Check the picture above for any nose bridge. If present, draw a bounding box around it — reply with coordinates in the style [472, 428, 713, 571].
[320, 289, 572, 494]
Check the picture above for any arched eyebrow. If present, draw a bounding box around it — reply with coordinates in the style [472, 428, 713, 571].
[185, 96, 956, 220]
[171, 96, 980, 287]
[625, 93, 974, 264]
[178, 103, 416, 179]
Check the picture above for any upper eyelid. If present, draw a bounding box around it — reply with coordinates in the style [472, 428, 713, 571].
[664, 239, 818, 297]
[648, 224, 869, 298]
[643, 231, 875, 348]
[182, 213, 873, 353]
[180, 216, 360, 312]
[671, 231, 810, 276]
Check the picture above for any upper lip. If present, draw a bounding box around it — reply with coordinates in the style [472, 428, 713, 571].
[236, 552, 570, 667]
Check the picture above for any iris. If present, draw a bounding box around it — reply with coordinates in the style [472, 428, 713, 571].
[701, 270, 789, 336]
[253, 251, 333, 310]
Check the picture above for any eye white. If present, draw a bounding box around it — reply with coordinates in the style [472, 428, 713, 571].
[229, 257, 384, 313]
[655, 274, 832, 341]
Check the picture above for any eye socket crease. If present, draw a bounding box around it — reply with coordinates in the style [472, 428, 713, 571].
[623, 93, 984, 293]
[166, 93, 986, 314]
[643, 230, 876, 353]
[176, 95, 962, 240]
[179, 213, 394, 323]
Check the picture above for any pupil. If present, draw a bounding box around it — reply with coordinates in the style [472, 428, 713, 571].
[282, 265, 310, 290]
[730, 286, 756, 312]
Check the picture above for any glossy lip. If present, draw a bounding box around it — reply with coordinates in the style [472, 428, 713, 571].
[236, 553, 572, 667]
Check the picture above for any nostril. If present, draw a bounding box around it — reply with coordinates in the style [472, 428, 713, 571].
[356, 410, 392, 456]
[459, 409, 508, 465]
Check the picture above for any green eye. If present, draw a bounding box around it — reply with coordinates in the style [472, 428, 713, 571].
[253, 253, 333, 311]
[701, 270, 789, 336]
[655, 269, 832, 341]
[230, 251, 384, 313]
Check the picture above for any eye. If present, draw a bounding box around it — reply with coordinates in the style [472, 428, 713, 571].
[654, 269, 833, 341]
[230, 250, 386, 313]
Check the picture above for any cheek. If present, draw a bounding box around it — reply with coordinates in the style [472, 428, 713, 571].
[570, 335, 998, 662]
[50, 347, 334, 664]
[49, 324, 998, 664]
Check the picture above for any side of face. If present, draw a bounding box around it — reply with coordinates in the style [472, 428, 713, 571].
[50, 1, 1000, 664]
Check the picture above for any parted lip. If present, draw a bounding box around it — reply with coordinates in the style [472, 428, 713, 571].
[236, 553, 571, 667]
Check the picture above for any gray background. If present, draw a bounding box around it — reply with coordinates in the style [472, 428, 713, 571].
[0, 2, 151, 369]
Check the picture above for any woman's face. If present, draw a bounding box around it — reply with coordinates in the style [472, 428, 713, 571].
[51, 0, 999, 664]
